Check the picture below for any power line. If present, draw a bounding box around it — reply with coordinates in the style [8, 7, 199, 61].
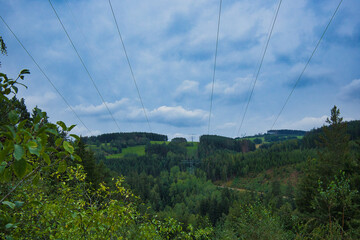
[236, 0, 283, 137]
[48, 0, 122, 132]
[63, 0, 135, 132]
[270, 0, 343, 130]
[64, 0, 89, 48]
[208, 0, 223, 134]
[108, 0, 152, 133]
[0, 15, 93, 136]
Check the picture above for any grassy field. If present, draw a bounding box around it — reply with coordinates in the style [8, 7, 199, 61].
[106, 145, 146, 159]
[243, 135, 304, 145]
[150, 141, 169, 145]
[186, 142, 198, 158]
[244, 136, 266, 141]
[86, 144, 100, 151]
[105, 142, 199, 159]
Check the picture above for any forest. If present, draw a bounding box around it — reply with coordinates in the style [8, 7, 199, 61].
[1, 39, 360, 239]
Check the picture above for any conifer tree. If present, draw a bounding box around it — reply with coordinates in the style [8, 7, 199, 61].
[316, 105, 350, 180]
[296, 106, 359, 237]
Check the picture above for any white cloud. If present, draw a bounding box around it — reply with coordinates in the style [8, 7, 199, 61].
[150, 106, 208, 127]
[72, 125, 101, 137]
[175, 80, 199, 97]
[205, 77, 253, 99]
[281, 114, 355, 132]
[25, 92, 57, 108]
[127, 105, 208, 127]
[338, 79, 360, 101]
[215, 122, 237, 130]
[169, 133, 200, 142]
[286, 115, 328, 130]
[71, 99, 129, 115]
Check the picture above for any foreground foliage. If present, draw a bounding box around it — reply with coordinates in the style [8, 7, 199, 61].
[0, 69, 213, 239]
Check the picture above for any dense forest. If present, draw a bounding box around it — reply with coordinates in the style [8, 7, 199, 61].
[1, 40, 360, 239]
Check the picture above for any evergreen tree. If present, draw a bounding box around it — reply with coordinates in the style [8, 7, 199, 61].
[317, 106, 350, 179]
[296, 106, 360, 237]
[0, 36, 7, 67]
[0, 97, 30, 126]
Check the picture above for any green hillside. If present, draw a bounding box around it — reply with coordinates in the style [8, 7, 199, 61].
[106, 145, 146, 159]
[105, 141, 199, 159]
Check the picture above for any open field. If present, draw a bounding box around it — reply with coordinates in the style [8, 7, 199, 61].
[150, 141, 170, 145]
[106, 145, 146, 159]
[186, 142, 198, 158]
[105, 142, 199, 159]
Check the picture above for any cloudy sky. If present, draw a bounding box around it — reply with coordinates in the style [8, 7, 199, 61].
[1, 0, 359, 140]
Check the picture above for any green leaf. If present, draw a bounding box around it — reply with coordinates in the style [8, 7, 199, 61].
[27, 141, 37, 149]
[37, 126, 47, 135]
[19, 129, 32, 137]
[20, 69, 30, 75]
[12, 85, 18, 94]
[43, 153, 50, 165]
[33, 113, 41, 124]
[0, 161, 6, 175]
[63, 141, 74, 154]
[14, 201, 24, 208]
[27, 141, 40, 156]
[13, 158, 27, 178]
[45, 147, 57, 153]
[29, 148, 40, 157]
[32, 173, 40, 185]
[17, 119, 28, 130]
[34, 123, 40, 132]
[47, 123, 57, 128]
[4, 168, 12, 182]
[73, 154, 82, 162]
[45, 128, 58, 135]
[56, 151, 67, 159]
[2, 201, 15, 209]
[70, 134, 80, 141]
[5, 223, 14, 229]
[58, 160, 67, 173]
[13, 144, 24, 161]
[0, 148, 9, 162]
[55, 138, 62, 147]
[68, 124, 76, 132]
[8, 110, 19, 125]
[57, 121, 67, 131]
[5, 125, 16, 139]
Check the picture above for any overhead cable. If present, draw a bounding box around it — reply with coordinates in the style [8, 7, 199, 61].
[236, 0, 283, 137]
[208, 0, 223, 134]
[108, 0, 152, 133]
[270, 0, 343, 130]
[0, 15, 93, 136]
[48, 0, 122, 132]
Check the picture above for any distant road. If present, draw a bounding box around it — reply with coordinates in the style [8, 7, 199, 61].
[217, 185, 264, 195]
[217, 185, 291, 199]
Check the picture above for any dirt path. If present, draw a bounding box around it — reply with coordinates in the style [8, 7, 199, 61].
[217, 185, 291, 199]
[217, 185, 264, 195]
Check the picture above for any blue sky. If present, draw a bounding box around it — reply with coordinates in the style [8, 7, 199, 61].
[1, 0, 359, 140]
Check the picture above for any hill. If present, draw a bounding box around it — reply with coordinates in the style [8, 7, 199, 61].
[239, 129, 307, 145]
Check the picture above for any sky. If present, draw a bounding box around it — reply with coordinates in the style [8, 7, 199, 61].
[1, 0, 359, 141]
